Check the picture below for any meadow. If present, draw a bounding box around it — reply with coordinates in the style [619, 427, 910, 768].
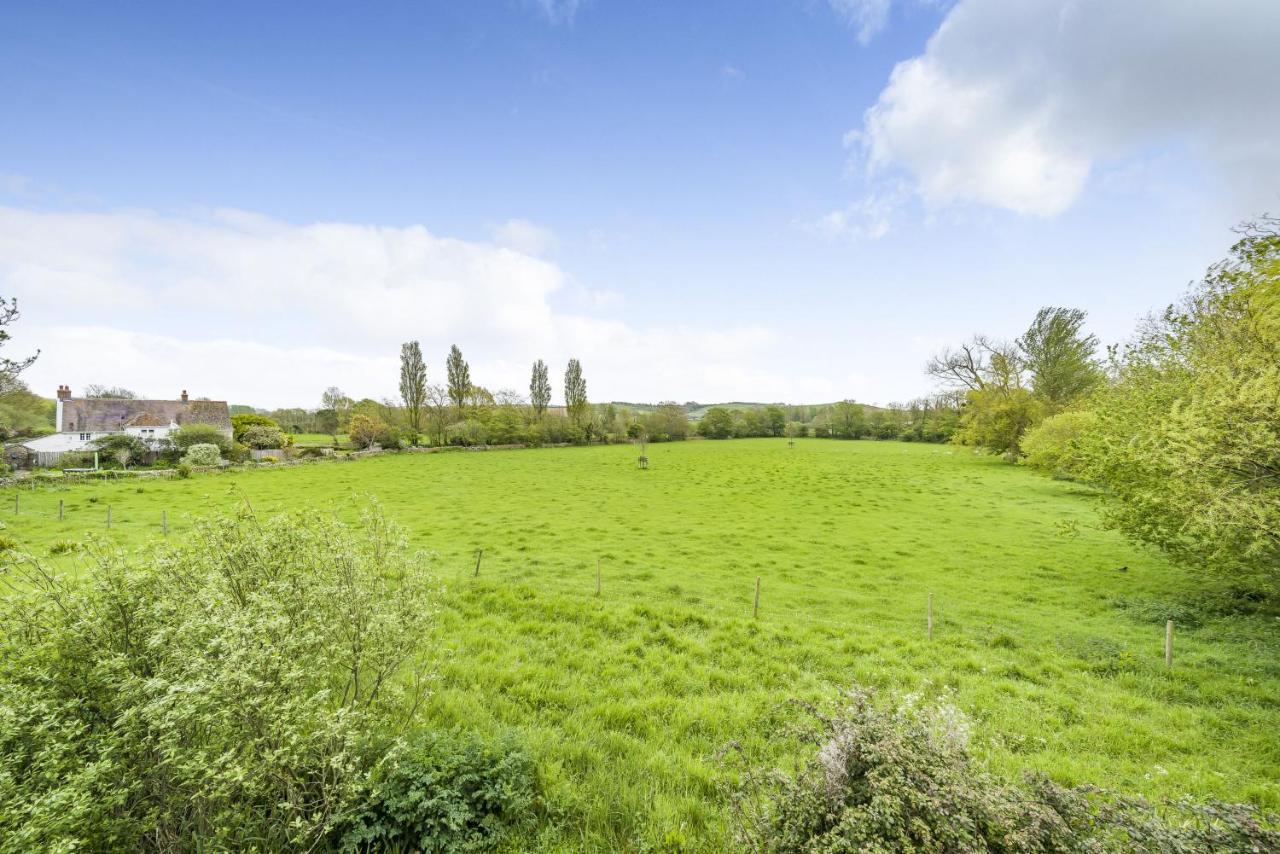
[3, 439, 1277, 849]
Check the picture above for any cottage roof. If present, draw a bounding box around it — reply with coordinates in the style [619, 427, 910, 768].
[59, 398, 232, 433]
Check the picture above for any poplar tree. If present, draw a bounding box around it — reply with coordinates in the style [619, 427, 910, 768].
[398, 341, 427, 443]
[530, 359, 551, 418]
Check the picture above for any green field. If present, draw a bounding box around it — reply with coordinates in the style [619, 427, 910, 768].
[3, 439, 1277, 849]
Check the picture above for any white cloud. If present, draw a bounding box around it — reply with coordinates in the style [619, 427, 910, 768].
[854, 0, 1280, 216]
[1, 205, 828, 407]
[828, 0, 892, 44]
[533, 0, 585, 25]
[490, 218, 557, 256]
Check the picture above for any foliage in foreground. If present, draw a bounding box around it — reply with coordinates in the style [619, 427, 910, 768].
[0, 504, 535, 852]
[725, 687, 1280, 853]
[1077, 221, 1280, 587]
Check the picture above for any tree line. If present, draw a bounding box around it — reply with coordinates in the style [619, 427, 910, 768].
[928, 218, 1280, 588]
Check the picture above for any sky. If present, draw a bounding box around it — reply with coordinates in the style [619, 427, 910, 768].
[2, 0, 1278, 409]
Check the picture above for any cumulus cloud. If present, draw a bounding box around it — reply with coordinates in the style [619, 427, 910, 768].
[854, 0, 1280, 216]
[490, 218, 557, 256]
[828, 0, 892, 44]
[1, 205, 818, 407]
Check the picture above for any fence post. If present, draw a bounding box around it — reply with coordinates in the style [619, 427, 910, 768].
[58, 499, 64, 521]
[927, 593, 934, 640]
[1165, 620, 1174, 668]
[473, 548, 484, 578]
[753, 576, 761, 619]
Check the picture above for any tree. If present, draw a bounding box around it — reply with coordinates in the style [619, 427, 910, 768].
[763, 405, 786, 437]
[424, 384, 451, 446]
[446, 345, 471, 417]
[698, 407, 734, 439]
[1076, 220, 1280, 585]
[831, 401, 866, 439]
[230, 413, 280, 444]
[563, 358, 588, 427]
[91, 433, 148, 469]
[348, 413, 391, 449]
[241, 424, 287, 450]
[1017, 307, 1102, 411]
[0, 296, 38, 395]
[529, 359, 551, 419]
[321, 387, 352, 432]
[399, 341, 427, 444]
[84, 385, 137, 399]
[0, 382, 55, 440]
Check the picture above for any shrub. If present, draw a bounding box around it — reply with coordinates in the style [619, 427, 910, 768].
[171, 423, 232, 453]
[349, 413, 393, 449]
[241, 423, 287, 450]
[0, 535, 18, 552]
[230, 413, 281, 444]
[336, 731, 537, 852]
[175, 463, 193, 478]
[1022, 409, 1097, 479]
[446, 419, 489, 447]
[180, 443, 222, 467]
[725, 686, 1279, 852]
[0, 504, 442, 851]
[260, 455, 277, 464]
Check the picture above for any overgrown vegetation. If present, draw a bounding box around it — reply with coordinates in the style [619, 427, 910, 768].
[0, 504, 537, 852]
[725, 687, 1280, 852]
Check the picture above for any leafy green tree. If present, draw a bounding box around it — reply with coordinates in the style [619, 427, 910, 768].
[1077, 221, 1280, 585]
[1017, 307, 1102, 411]
[762, 405, 786, 437]
[348, 413, 391, 449]
[321, 387, 353, 431]
[529, 359, 551, 419]
[446, 345, 471, 417]
[230, 413, 280, 444]
[831, 401, 866, 439]
[91, 433, 149, 469]
[955, 387, 1043, 456]
[698, 406, 734, 439]
[0, 383, 54, 439]
[241, 424, 287, 450]
[563, 358, 588, 427]
[399, 341, 427, 443]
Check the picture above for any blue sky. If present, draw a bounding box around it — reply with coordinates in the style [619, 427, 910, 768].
[3, 0, 1277, 407]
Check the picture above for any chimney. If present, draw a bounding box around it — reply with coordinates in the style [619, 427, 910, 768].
[56, 384, 72, 401]
[180, 389, 189, 403]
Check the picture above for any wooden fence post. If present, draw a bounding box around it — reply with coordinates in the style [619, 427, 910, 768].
[58, 499, 65, 521]
[753, 576, 761, 619]
[927, 593, 934, 640]
[1165, 620, 1174, 668]
[473, 549, 484, 578]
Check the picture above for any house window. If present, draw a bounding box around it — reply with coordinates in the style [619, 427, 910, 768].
[79, 433, 91, 441]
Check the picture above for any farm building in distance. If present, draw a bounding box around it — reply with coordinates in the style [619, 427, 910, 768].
[4, 386, 232, 468]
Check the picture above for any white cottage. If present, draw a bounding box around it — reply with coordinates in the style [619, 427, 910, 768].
[7, 386, 232, 468]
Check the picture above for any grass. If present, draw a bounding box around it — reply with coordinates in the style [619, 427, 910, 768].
[288, 431, 349, 447]
[2, 439, 1277, 849]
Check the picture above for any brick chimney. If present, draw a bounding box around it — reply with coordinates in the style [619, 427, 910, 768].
[56, 384, 72, 401]
[180, 389, 189, 403]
